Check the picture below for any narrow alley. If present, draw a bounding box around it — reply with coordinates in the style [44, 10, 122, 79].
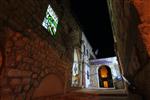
[0, 0, 150, 100]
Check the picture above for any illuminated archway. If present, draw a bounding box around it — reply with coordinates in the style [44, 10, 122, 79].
[98, 65, 114, 88]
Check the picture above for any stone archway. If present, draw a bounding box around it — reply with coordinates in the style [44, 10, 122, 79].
[33, 74, 64, 98]
[98, 65, 114, 88]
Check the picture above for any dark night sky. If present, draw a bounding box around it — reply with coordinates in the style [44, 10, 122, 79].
[70, 0, 115, 58]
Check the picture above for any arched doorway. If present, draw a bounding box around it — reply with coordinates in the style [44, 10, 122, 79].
[98, 65, 114, 88]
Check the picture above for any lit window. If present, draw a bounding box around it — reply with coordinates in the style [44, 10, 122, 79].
[42, 5, 58, 36]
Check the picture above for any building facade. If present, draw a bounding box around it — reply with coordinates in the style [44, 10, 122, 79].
[81, 33, 96, 88]
[71, 32, 96, 88]
[90, 57, 124, 89]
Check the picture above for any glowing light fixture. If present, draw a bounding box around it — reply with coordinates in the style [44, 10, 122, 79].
[42, 5, 58, 36]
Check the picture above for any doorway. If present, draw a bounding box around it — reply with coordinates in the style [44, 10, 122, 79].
[98, 65, 114, 88]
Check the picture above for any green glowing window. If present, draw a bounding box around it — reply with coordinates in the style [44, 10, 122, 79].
[42, 5, 58, 36]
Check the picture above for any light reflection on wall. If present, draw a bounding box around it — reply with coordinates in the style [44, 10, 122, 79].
[72, 49, 80, 87]
[84, 64, 90, 88]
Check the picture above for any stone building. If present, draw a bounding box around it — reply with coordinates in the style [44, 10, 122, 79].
[71, 32, 96, 88]
[80, 32, 96, 88]
[107, 0, 150, 99]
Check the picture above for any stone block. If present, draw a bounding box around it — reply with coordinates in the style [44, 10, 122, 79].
[6, 47, 12, 54]
[6, 40, 14, 48]
[1, 87, 12, 94]
[16, 53, 22, 62]
[15, 39, 26, 49]
[0, 94, 13, 100]
[14, 85, 24, 93]
[33, 80, 40, 88]
[33, 61, 39, 68]
[32, 73, 38, 79]
[9, 78, 21, 86]
[18, 63, 30, 70]
[32, 67, 41, 73]
[24, 84, 30, 92]
[22, 78, 31, 85]
[12, 32, 21, 41]
[6, 54, 16, 67]
[0, 76, 8, 87]
[23, 57, 34, 64]
[40, 71, 45, 78]
[15, 94, 25, 100]
[7, 69, 32, 77]
[25, 92, 32, 100]
[44, 68, 49, 75]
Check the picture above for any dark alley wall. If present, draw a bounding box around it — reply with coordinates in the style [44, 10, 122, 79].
[0, 0, 81, 99]
[107, 0, 150, 100]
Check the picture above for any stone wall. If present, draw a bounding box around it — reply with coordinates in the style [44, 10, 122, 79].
[132, 0, 150, 56]
[107, 0, 150, 99]
[0, 0, 81, 99]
